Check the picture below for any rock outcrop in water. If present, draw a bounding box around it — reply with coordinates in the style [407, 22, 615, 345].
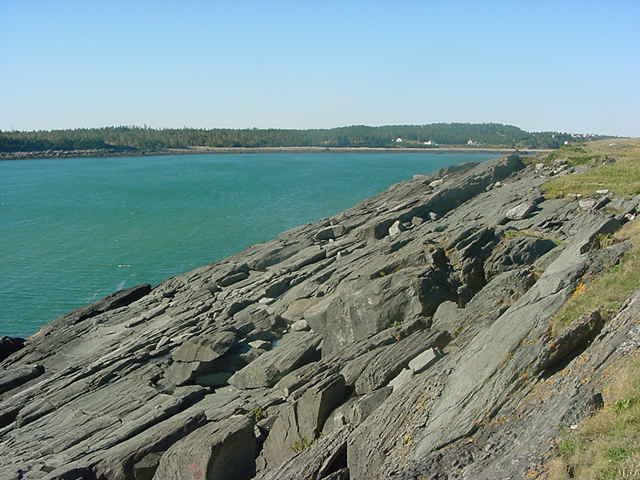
[1, 154, 639, 480]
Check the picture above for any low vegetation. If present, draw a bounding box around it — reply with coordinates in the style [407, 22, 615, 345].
[550, 218, 640, 337]
[251, 406, 266, 422]
[550, 355, 640, 480]
[546, 139, 640, 478]
[503, 227, 562, 245]
[543, 139, 640, 198]
[291, 437, 313, 453]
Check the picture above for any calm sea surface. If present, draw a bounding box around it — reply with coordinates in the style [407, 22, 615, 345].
[0, 152, 497, 336]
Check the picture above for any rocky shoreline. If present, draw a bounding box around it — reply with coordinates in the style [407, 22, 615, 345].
[0, 146, 551, 161]
[1, 154, 638, 480]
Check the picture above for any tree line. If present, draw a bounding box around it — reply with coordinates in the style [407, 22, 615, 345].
[0, 123, 600, 153]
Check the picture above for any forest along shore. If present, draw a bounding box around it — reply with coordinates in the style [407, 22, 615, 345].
[0, 123, 595, 160]
[0, 140, 639, 480]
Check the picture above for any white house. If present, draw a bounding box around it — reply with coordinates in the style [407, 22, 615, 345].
[395, 137, 403, 143]
[467, 139, 475, 145]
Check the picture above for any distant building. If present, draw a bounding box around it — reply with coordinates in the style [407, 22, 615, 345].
[564, 140, 569, 145]
[395, 137, 403, 143]
[467, 139, 475, 145]
[424, 140, 433, 146]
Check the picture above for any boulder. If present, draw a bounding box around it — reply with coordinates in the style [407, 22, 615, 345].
[0, 364, 44, 394]
[256, 428, 350, 480]
[218, 270, 249, 287]
[172, 331, 237, 363]
[315, 225, 346, 241]
[281, 298, 320, 323]
[260, 374, 346, 468]
[431, 300, 461, 334]
[388, 220, 403, 237]
[228, 332, 321, 389]
[505, 201, 535, 220]
[164, 361, 201, 386]
[367, 219, 396, 240]
[323, 387, 392, 434]
[274, 362, 336, 398]
[0, 336, 26, 362]
[233, 304, 284, 341]
[264, 276, 293, 298]
[408, 347, 442, 373]
[165, 331, 240, 386]
[248, 340, 270, 350]
[354, 330, 448, 394]
[290, 319, 310, 332]
[133, 452, 163, 480]
[152, 416, 256, 480]
[306, 268, 456, 355]
[578, 198, 598, 210]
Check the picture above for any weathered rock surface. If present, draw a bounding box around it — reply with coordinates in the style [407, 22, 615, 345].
[172, 330, 237, 362]
[259, 373, 346, 468]
[1, 154, 638, 480]
[228, 332, 321, 389]
[152, 415, 256, 480]
[0, 364, 44, 394]
[484, 234, 556, 278]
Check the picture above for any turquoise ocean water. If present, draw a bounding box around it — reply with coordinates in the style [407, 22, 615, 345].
[0, 152, 496, 337]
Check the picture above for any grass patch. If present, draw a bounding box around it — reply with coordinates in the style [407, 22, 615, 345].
[544, 144, 602, 166]
[542, 139, 640, 199]
[550, 219, 640, 336]
[251, 406, 266, 422]
[551, 356, 640, 480]
[291, 436, 313, 453]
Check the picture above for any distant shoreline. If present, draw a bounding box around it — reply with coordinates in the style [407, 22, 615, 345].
[0, 145, 551, 161]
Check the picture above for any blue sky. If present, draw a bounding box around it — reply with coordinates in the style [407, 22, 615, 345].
[1, 1, 639, 135]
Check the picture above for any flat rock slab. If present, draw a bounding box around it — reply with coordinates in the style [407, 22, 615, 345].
[0, 364, 44, 394]
[172, 331, 237, 362]
[355, 330, 447, 394]
[408, 347, 442, 373]
[388, 368, 414, 392]
[228, 332, 321, 389]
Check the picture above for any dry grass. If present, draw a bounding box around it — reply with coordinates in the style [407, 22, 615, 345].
[547, 174, 640, 478]
[542, 138, 640, 199]
[550, 356, 640, 480]
[550, 219, 640, 337]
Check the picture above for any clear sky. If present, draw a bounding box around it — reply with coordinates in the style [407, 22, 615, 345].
[2, 1, 639, 136]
